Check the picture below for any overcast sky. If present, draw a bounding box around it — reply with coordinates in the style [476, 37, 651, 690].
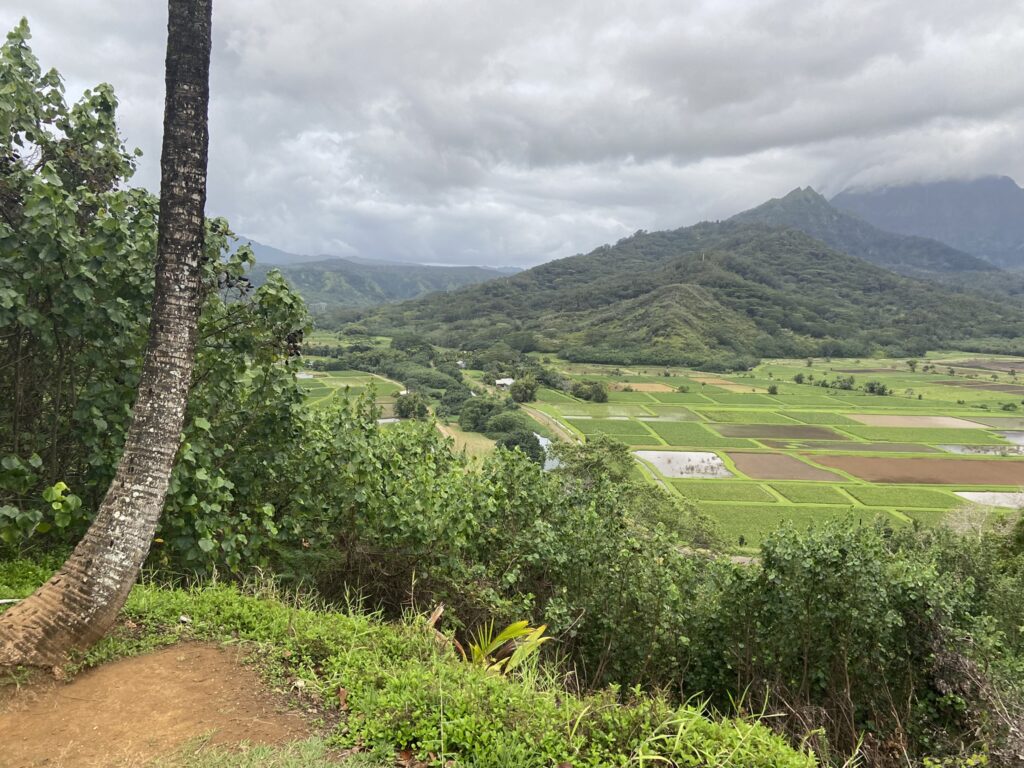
[6, 1, 1024, 266]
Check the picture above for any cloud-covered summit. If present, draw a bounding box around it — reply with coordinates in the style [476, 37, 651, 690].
[8, 0, 1024, 265]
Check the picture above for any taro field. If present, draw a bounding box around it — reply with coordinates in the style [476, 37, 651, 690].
[297, 370, 402, 417]
[534, 353, 1024, 550]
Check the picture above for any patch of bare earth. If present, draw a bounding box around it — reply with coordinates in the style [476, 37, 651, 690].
[609, 382, 674, 392]
[0, 643, 310, 768]
[726, 452, 843, 481]
[809, 455, 1024, 484]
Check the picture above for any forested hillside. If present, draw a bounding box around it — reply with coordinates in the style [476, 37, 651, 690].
[355, 221, 1024, 368]
[730, 187, 995, 275]
[249, 257, 510, 309]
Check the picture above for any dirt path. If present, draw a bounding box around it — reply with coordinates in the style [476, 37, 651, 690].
[0, 643, 309, 767]
[521, 405, 577, 442]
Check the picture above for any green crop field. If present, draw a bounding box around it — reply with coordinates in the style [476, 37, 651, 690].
[532, 353, 1024, 550]
[698, 410, 798, 424]
[673, 480, 776, 502]
[770, 483, 853, 505]
[704, 393, 780, 405]
[788, 411, 859, 425]
[304, 355, 1024, 552]
[701, 503, 895, 546]
[648, 392, 716, 403]
[645, 421, 757, 448]
[567, 418, 654, 437]
[842, 485, 960, 509]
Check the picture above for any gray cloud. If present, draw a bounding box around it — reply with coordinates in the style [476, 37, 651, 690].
[6, 0, 1024, 265]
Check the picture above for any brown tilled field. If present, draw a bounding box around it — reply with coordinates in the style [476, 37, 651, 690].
[938, 380, 1024, 394]
[727, 452, 844, 480]
[808, 455, 1024, 484]
[944, 358, 1024, 373]
[847, 414, 988, 428]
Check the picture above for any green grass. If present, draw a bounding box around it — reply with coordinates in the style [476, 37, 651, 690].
[770, 483, 853, 505]
[788, 412, 858, 425]
[673, 480, 775, 502]
[842, 485, 960, 509]
[837, 426, 1006, 445]
[536, 387, 577, 403]
[1, 563, 813, 768]
[645, 421, 757, 448]
[697, 410, 797, 424]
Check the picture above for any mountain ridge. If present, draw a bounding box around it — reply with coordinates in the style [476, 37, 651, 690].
[351, 220, 1024, 367]
[729, 186, 995, 275]
[831, 176, 1024, 268]
[243, 238, 517, 309]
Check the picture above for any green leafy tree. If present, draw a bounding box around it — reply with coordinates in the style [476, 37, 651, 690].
[395, 392, 429, 420]
[496, 429, 544, 464]
[509, 376, 538, 403]
[0, 3, 216, 666]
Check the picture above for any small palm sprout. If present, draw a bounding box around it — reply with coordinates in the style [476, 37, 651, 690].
[468, 620, 550, 674]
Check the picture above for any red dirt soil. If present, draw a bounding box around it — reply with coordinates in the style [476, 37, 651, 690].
[0, 643, 309, 768]
[726, 452, 843, 481]
[808, 455, 1024, 484]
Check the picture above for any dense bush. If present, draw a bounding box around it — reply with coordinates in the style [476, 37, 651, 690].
[571, 380, 609, 402]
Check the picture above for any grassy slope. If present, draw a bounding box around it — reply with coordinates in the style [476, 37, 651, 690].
[0, 561, 813, 768]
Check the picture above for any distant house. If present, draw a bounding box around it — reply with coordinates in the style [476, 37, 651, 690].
[495, 377, 515, 390]
[456, 359, 466, 369]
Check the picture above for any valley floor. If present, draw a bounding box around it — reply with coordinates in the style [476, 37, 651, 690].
[531, 352, 1024, 550]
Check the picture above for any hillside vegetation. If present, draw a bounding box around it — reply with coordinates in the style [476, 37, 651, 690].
[1, 560, 814, 768]
[354, 221, 1024, 368]
[730, 187, 995, 275]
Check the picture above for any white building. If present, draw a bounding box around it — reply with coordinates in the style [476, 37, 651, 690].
[495, 377, 515, 389]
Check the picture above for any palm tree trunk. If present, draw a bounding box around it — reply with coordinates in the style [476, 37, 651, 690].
[0, 0, 213, 668]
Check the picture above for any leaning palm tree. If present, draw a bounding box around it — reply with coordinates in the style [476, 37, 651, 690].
[0, 0, 214, 667]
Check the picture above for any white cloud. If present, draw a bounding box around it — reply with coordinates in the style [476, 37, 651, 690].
[5, 0, 1024, 265]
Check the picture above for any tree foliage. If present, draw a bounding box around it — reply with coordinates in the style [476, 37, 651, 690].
[0, 21, 307, 569]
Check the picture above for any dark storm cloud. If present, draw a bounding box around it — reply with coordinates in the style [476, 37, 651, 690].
[5, 0, 1024, 265]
